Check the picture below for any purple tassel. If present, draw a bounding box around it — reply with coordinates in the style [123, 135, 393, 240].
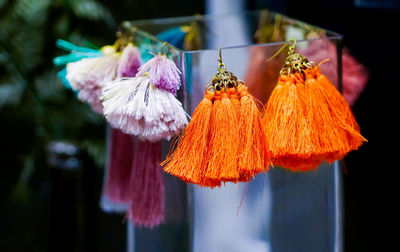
[127, 140, 165, 228]
[137, 54, 181, 95]
[117, 43, 142, 78]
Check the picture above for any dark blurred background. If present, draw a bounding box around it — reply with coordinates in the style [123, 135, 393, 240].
[0, 0, 397, 251]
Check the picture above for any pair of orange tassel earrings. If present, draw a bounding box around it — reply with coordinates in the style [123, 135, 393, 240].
[162, 39, 366, 187]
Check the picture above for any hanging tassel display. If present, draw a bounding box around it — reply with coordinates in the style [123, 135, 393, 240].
[101, 42, 188, 141]
[162, 47, 269, 187]
[127, 140, 164, 228]
[262, 39, 366, 171]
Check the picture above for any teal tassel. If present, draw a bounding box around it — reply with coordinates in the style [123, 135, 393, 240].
[156, 27, 187, 49]
[53, 52, 102, 66]
[56, 39, 99, 53]
[53, 39, 102, 90]
[57, 68, 73, 90]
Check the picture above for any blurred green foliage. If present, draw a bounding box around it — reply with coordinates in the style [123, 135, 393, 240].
[0, 0, 116, 220]
[0, 1, 203, 250]
[0, 0, 119, 250]
[0, 0, 116, 187]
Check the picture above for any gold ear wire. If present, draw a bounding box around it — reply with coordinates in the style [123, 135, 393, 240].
[287, 39, 296, 54]
[265, 38, 297, 63]
[265, 43, 288, 63]
[159, 42, 171, 56]
[217, 46, 226, 70]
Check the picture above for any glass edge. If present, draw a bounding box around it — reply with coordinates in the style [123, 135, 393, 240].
[126, 9, 341, 38]
[127, 9, 343, 54]
[181, 35, 344, 55]
[131, 28, 182, 54]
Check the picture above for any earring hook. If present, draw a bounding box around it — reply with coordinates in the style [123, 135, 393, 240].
[217, 47, 226, 71]
[160, 42, 171, 56]
[265, 38, 298, 63]
[288, 39, 296, 55]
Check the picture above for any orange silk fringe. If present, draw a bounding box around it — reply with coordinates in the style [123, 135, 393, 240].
[237, 85, 270, 181]
[262, 66, 366, 171]
[162, 84, 269, 187]
[162, 90, 214, 186]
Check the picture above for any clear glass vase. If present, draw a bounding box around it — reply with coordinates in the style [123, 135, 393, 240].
[124, 9, 344, 252]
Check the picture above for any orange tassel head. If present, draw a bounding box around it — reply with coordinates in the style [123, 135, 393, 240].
[263, 39, 366, 171]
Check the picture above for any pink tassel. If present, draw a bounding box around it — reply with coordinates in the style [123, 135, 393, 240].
[300, 40, 369, 106]
[117, 43, 142, 78]
[104, 128, 135, 203]
[77, 85, 104, 114]
[127, 141, 164, 228]
[342, 48, 369, 105]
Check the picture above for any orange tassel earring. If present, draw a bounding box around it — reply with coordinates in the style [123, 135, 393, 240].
[162, 47, 269, 187]
[262, 39, 366, 171]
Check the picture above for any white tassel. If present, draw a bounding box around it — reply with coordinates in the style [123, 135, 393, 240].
[66, 54, 119, 90]
[66, 53, 119, 113]
[142, 85, 188, 141]
[102, 76, 188, 141]
[102, 77, 143, 134]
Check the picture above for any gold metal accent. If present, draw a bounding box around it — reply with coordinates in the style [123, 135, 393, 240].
[288, 39, 296, 54]
[280, 39, 312, 75]
[211, 47, 238, 92]
[160, 42, 171, 56]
